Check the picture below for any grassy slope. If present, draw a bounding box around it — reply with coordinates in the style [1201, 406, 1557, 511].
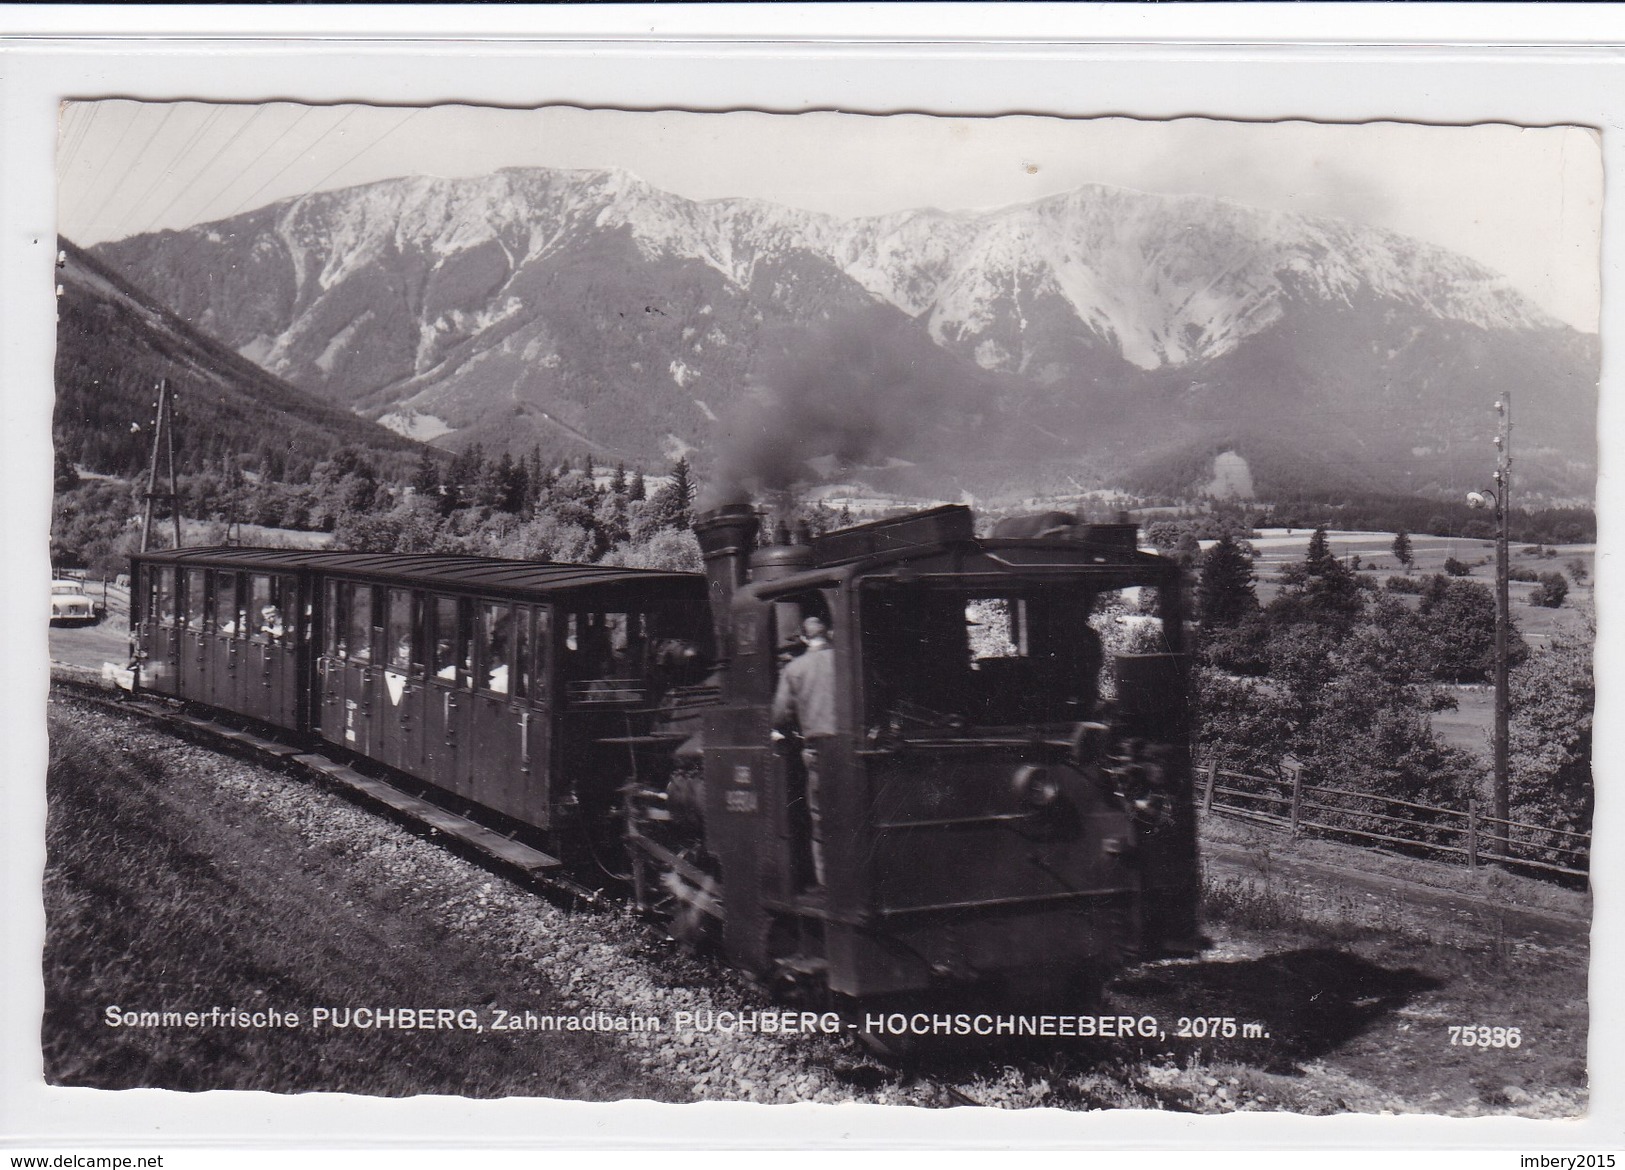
[42, 705, 682, 1099]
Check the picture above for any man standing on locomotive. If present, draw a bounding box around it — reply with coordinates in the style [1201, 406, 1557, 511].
[771, 614, 837, 889]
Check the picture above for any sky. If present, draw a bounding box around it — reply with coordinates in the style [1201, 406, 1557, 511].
[56, 100, 1602, 332]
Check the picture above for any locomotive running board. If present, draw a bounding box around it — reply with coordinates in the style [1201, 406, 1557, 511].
[292, 754, 563, 876]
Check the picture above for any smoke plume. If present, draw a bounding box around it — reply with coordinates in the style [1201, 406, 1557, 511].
[700, 309, 953, 511]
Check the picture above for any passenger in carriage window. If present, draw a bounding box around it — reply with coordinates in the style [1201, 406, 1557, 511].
[434, 638, 457, 680]
[258, 605, 286, 641]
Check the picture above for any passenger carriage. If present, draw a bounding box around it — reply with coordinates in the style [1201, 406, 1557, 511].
[128, 548, 711, 842]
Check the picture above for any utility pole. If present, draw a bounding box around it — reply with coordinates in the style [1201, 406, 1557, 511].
[139, 378, 182, 553]
[1491, 392, 1512, 862]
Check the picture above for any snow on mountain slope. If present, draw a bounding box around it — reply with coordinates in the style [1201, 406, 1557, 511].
[125, 168, 1560, 377]
[88, 167, 1593, 500]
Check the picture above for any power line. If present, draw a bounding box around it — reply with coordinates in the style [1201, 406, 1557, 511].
[141, 105, 267, 235]
[219, 105, 363, 221]
[301, 105, 423, 196]
[57, 102, 99, 182]
[80, 104, 179, 239]
[169, 105, 308, 235]
[62, 102, 142, 229]
[112, 104, 230, 241]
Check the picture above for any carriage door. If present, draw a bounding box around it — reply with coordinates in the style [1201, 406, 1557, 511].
[177, 567, 211, 700]
[319, 579, 378, 755]
[423, 594, 474, 799]
[244, 573, 298, 729]
[523, 607, 553, 828]
[376, 587, 426, 780]
[140, 566, 181, 697]
[469, 600, 531, 821]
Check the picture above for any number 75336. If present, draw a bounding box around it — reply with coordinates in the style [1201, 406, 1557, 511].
[1449, 1025, 1521, 1048]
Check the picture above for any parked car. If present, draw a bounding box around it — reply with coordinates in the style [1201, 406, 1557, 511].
[50, 578, 98, 626]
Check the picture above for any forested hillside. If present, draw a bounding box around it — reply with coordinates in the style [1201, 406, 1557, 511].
[54, 237, 424, 481]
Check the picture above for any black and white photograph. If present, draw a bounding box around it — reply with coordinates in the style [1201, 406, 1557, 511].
[7, 15, 1620, 1157]
[38, 96, 1601, 1119]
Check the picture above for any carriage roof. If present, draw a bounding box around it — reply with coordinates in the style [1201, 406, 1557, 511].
[132, 546, 705, 599]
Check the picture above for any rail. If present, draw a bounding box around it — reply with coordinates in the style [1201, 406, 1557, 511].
[1196, 758, 1590, 880]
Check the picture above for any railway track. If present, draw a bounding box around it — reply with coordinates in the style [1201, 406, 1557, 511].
[51, 669, 616, 911]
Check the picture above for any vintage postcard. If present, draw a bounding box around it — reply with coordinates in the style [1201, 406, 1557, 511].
[4, 8, 1617, 1153]
[39, 97, 1600, 1132]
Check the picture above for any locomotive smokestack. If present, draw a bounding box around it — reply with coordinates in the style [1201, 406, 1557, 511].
[693, 504, 761, 656]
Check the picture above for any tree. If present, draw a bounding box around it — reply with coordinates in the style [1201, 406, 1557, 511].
[646, 457, 694, 531]
[1391, 529, 1414, 573]
[53, 448, 81, 494]
[410, 447, 440, 497]
[1443, 556, 1471, 577]
[1269, 525, 1362, 628]
[1529, 572, 1569, 608]
[446, 445, 484, 510]
[1196, 532, 1258, 627]
[669, 456, 694, 527]
[1508, 616, 1593, 857]
[1306, 524, 1333, 568]
[1416, 575, 1527, 683]
[1145, 520, 1182, 552]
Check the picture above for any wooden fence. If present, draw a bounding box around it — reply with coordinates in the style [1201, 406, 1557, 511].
[1196, 759, 1590, 880]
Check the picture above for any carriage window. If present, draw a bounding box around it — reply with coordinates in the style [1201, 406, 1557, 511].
[564, 610, 640, 678]
[213, 572, 244, 635]
[247, 575, 288, 643]
[530, 608, 552, 699]
[324, 579, 342, 657]
[247, 575, 269, 640]
[153, 567, 177, 627]
[478, 602, 513, 694]
[279, 577, 299, 641]
[386, 589, 419, 671]
[185, 568, 208, 630]
[346, 583, 374, 662]
[431, 595, 471, 684]
[513, 608, 533, 700]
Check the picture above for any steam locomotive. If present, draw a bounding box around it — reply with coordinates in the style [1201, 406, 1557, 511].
[126, 503, 1201, 1009]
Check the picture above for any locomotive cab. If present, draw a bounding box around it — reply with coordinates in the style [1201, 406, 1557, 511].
[683, 505, 1202, 1008]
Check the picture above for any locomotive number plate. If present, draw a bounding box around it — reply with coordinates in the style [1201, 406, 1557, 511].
[724, 790, 759, 814]
[732, 764, 752, 786]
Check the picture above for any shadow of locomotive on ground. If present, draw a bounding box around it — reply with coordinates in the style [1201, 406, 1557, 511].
[1109, 947, 1443, 1073]
[857, 947, 1442, 1081]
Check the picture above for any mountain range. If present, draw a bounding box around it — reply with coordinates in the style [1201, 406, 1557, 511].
[88, 168, 1599, 504]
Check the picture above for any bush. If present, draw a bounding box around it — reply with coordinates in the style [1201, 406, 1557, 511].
[1384, 575, 1424, 595]
[1417, 575, 1527, 683]
[1529, 572, 1569, 608]
[1443, 557, 1472, 577]
[1508, 566, 1540, 583]
[1509, 618, 1593, 865]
